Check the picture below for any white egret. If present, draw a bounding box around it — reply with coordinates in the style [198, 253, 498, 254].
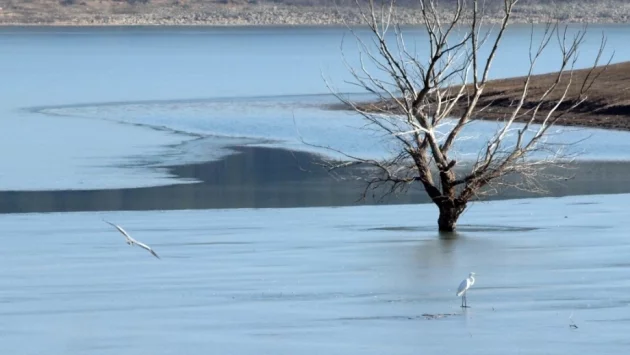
[104, 220, 160, 259]
[456, 272, 476, 308]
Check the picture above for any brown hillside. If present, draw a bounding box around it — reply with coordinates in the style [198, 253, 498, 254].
[356, 61, 630, 131]
[466, 61, 630, 130]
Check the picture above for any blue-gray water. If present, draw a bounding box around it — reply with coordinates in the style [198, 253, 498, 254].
[2, 195, 630, 354]
[2, 26, 630, 354]
[2, 25, 630, 190]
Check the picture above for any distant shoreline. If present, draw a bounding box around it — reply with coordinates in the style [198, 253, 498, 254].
[1, 2, 629, 27]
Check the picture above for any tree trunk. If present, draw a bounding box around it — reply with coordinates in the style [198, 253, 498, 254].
[437, 204, 465, 232]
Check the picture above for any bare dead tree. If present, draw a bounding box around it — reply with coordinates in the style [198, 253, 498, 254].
[323, 0, 608, 232]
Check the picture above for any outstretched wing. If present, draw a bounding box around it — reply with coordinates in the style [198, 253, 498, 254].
[456, 278, 470, 297]
[134, 240, 161, 259]
[103, 220, 135, 242]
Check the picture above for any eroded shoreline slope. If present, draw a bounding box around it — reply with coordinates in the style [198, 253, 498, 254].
[348, 61, 630, 131]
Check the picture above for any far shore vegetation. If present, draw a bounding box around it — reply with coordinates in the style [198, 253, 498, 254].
[0, 0, 629, 26]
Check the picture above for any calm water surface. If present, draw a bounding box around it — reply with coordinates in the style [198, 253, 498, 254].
[1, 194, 629, 354]
[2, 26, 630, 354]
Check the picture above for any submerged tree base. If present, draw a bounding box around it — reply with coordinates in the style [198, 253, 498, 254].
[437, 204, 466, 232]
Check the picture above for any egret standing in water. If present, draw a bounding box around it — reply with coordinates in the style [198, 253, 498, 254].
[456, 272, 476, 308]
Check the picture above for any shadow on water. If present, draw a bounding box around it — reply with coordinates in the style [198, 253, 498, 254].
[366, 225, 540, 233]
[438, 230, 460, 240]
[2, 145, 630, 214]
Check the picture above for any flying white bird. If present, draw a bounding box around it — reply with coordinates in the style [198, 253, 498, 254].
[456, 272, 476, 308]
[103, 220, 160, 259]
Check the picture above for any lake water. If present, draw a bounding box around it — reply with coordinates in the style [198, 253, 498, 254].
[2, 194, 630, 354]
[2, 25, 630, 354]
[1, 25, 630, 189]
